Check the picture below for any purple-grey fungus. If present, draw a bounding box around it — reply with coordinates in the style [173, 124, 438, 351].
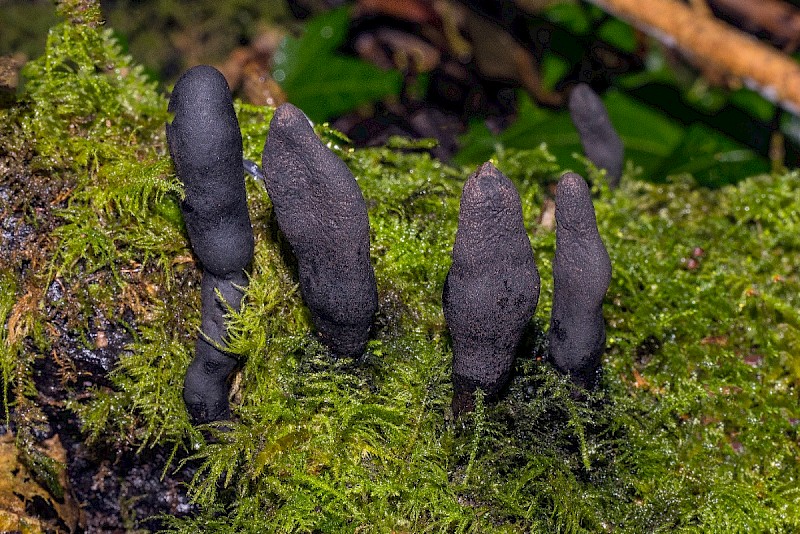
[262, 103, 378, 358]
[166, 65, 254, 423]
[443, 162, 540, 416]
[568, 83, 624, 188]
[548, 172, 611, 390]
[183, 271, 248, 423]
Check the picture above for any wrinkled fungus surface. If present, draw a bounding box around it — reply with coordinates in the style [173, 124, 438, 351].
[166, 65, 254, 277]
[549, 172, 611, 389]
[568, 83, 625, 188]
[444, 162, 540, 415]
[167, 65, 254, 423]
[262, 103, 378, 358]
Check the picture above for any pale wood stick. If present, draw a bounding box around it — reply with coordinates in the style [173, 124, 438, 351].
[586, 0, 800, 113]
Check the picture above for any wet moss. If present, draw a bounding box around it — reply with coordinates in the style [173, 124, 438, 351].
[1, 2, 799, 532]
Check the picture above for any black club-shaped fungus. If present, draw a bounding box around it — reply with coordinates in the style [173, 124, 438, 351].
[262, 103, 378, 358]
[444, 162, 540, 416]
[568, 83, 624, 188]
[167, 65, 254, 423]
[548, 172, 611, 390]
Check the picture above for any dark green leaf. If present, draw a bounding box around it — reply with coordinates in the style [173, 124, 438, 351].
[603, 90, 685, 175]
[598, 19, 637, 53]
[540, 52, 571, 91]
[455, 91, 686, 179]
[543, 3, 591, 35]
[729, 89, 776, 122]
[654, 123, 770, 186]
[272, 7, 402, 122]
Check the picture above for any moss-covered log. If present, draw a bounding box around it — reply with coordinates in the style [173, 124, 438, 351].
[0, 2, 799, 532]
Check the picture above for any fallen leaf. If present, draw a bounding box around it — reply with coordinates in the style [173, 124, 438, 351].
[0, 433, 83, 532]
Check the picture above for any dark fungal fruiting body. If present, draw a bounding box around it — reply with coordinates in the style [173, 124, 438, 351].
[167, 66, 254, 277]
[167, 65, 254, 423]
[184, 271, 248, 422]
[444, 162, 540, 416]
[262, 103, 377, 358]
[548, 172, 611, 390]
[568, 83, 624, 188]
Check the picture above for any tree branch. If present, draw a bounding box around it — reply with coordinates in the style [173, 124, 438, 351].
[585, 0, 800, 114]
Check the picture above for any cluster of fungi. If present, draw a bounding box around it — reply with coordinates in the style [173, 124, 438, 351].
[167, 65, 620, 424]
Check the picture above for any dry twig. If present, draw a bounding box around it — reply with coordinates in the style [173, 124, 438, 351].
[586, 0, 800, 113]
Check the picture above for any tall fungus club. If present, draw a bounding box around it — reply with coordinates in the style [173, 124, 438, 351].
[167, 65, 254, 424]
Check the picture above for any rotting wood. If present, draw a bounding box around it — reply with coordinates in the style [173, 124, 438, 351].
[586, 0, 800, 114]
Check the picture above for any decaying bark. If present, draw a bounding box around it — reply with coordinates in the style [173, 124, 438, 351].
[586, 0, 800, 114]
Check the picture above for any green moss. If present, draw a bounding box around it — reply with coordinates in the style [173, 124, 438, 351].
[1, 0, 189, 466]
[0, 272, 21, 425]
[160, 157, 800, 530]
[2, 3, 800, 532]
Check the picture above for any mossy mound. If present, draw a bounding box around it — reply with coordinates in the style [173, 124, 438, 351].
[1, 4, 799, 532]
